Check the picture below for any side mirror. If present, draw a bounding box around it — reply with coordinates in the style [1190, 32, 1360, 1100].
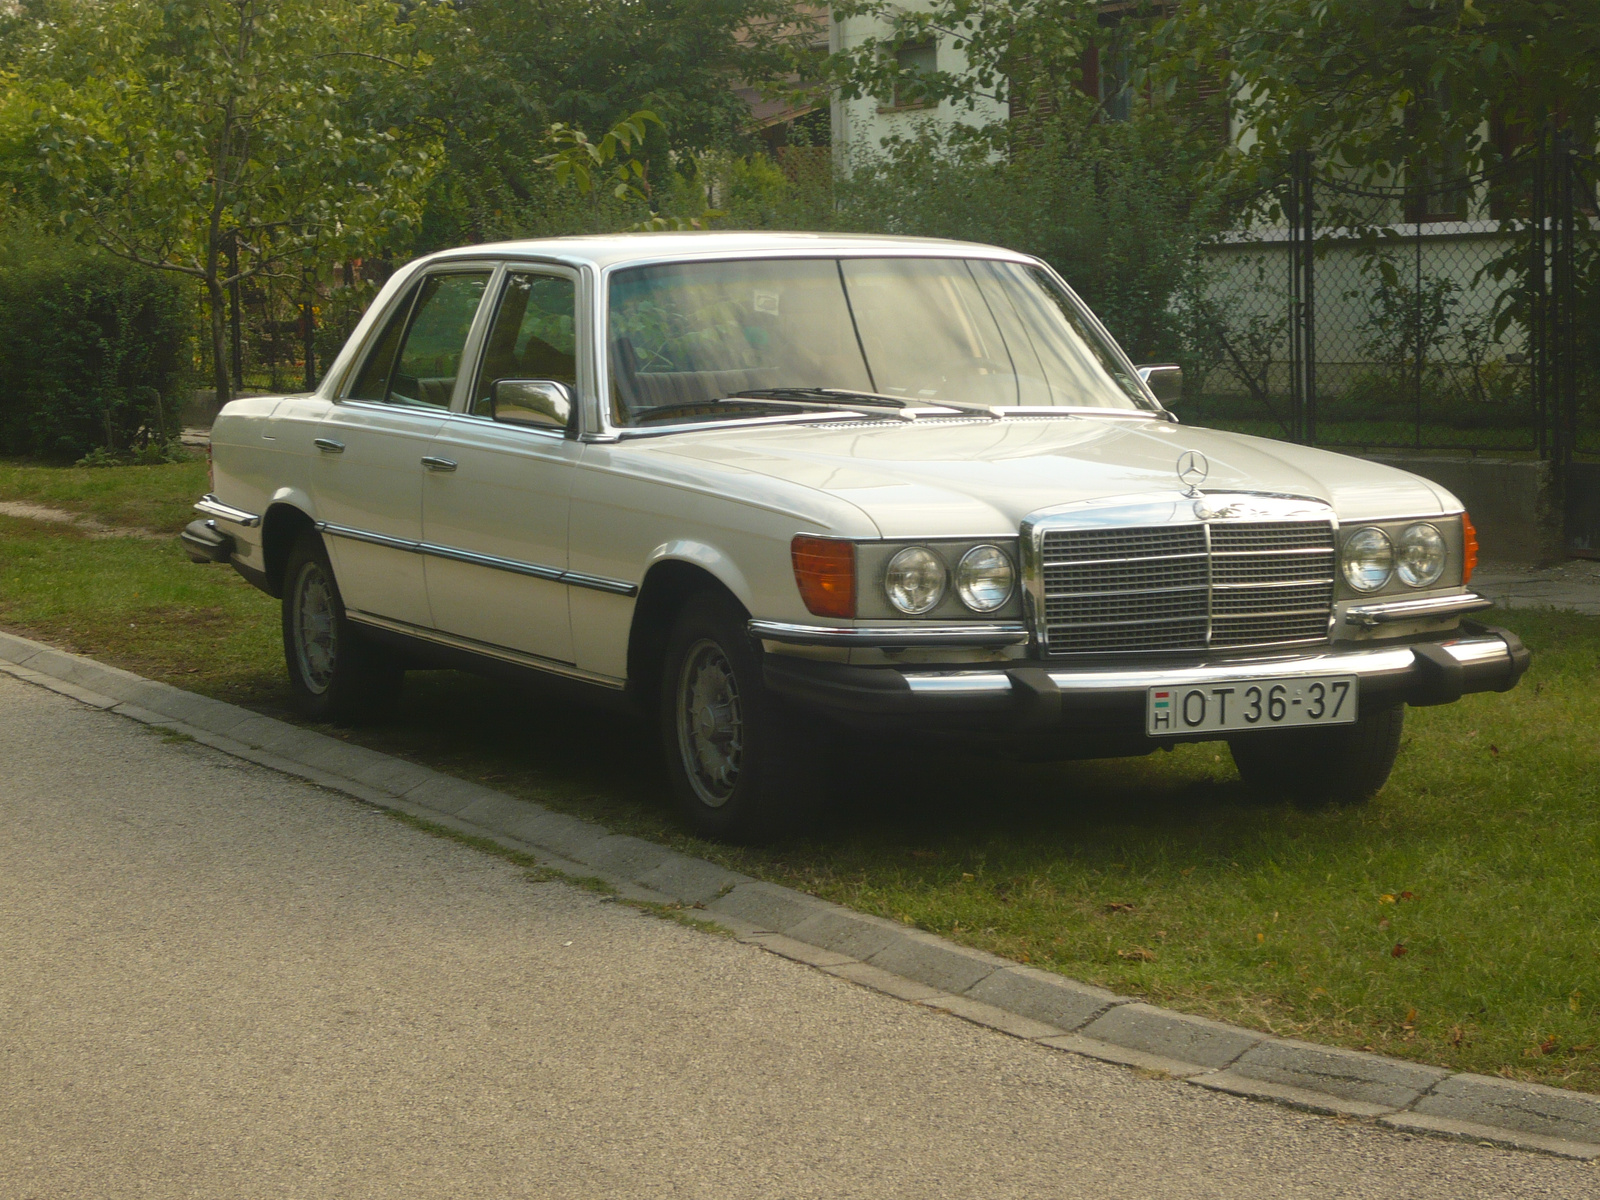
[1137, 364, 1182, 406]
[488, 379, 574, 431]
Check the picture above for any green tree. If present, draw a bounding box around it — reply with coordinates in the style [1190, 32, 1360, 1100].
[1157, 0, 1600, 186]
[22, 0, 444, 404]
[407, 0, 820, 246]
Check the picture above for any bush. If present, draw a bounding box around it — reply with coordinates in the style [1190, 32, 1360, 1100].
[0, 224, 190, 459]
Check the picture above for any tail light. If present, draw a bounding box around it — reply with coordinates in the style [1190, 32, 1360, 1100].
[791, 536, 855, 618]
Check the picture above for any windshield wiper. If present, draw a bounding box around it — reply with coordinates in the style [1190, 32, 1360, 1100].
[728, 388, 1001, 420]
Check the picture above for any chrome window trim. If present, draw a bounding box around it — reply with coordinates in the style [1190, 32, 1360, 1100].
[345, 610, 626, 690]
[315, 521, 637, 596]
[1343, 592, 1492, 627]
[748, 619, 1029, 648]
[194, 494, 261, 528]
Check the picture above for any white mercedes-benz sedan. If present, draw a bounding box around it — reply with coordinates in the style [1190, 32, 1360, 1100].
[183, 232, 1528, 839]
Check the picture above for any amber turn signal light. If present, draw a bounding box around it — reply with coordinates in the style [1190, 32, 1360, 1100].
[1462, 513, 1478, 584]
[791, 535, 856, 618]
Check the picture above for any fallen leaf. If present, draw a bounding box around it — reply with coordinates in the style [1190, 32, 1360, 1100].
[1117, 947, 1157, 962]
[1256, 932, 1266, 943]
[1570, 1043, 1596, 1054]
[1399, 890, 1415, 901]
[1103, 901, 1137, 913]
[1391, 942, 1408, 957]
[1489, 744, 1500, 757]
[1450, 1025, 1465, 1047]
[1378, 918, 1391, 930]
[961, 872, 975, 882]
[1405, 1007, 1418, 1025]
[1379, 894, 1397, 904]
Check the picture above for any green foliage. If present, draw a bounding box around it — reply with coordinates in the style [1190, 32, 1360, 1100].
[407, 0, 821, 248]
[0, 223, 188, 460]
[817, 118, 1225, 362]
[17, 0, 444, 401]
[825, 0, 1101, 123]
[1158, 0, 1600, 187]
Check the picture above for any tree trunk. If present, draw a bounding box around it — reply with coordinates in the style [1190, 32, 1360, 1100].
[208, 275, 231, 409]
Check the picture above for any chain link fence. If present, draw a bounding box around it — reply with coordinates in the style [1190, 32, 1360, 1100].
[1187, 142, 1599, 465]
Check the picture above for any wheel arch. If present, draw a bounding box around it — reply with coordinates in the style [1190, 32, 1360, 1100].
[260, 501, 319, 599]
[626, 556, 749, 710]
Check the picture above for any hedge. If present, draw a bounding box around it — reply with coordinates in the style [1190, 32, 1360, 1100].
[0, 227, 189, 459]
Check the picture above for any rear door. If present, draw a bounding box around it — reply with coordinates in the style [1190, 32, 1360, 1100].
[421, 267, 583, 664]
[315, 268, 492, 628]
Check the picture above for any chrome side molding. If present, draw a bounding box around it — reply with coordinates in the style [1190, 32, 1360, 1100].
[315, 521, 638, 597]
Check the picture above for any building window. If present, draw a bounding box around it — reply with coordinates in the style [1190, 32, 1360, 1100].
[882, 40, 937, 112]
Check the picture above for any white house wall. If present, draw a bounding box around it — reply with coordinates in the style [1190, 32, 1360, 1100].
[830, 12, 1009, 172]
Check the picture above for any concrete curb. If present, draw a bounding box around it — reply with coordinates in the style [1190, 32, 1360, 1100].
[3, 628, 1597, 1161]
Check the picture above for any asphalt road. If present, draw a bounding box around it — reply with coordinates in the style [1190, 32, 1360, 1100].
[0, 673, 1593, 1199]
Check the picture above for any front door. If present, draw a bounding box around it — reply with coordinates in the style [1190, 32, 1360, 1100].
[422, 269, 581, 664]
[314, 269, 492, 628]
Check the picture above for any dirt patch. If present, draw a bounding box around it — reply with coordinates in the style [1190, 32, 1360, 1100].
[0, 501, 162, 539]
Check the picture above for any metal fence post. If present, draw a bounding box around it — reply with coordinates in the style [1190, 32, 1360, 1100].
[1287, 149, 1316, 444]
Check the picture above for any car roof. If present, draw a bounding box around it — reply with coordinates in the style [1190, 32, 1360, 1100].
[420, 230, 1039, 272]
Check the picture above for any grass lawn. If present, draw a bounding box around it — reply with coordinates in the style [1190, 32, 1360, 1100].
[1, 459, 1596, 1092]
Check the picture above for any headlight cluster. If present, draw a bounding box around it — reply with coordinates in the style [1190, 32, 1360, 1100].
[1340, 522, 1447, 592]
[884, 544, 1015, 615]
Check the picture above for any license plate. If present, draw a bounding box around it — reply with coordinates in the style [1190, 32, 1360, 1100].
[1146, 676, 1358, 737]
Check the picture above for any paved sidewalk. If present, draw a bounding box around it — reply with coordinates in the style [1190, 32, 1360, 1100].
[3, 673, 1596, 1197]
[1474, 559, 1600, 615]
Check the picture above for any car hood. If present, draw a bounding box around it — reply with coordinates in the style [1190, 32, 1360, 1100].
[636, 415, 1458, 538]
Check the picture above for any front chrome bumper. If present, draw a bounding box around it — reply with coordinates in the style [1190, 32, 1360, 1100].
[763, 623, 1530, 739]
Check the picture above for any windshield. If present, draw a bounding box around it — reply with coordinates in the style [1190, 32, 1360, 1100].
[606, 256, 1151, 427]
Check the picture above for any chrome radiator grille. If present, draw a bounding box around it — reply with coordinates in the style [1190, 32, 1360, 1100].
[1036, 520, 1335, 655]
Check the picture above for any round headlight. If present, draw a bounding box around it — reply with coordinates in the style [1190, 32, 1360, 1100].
[1397, 522, 1447, 588]
[1341, 527, 1394, 592]
[884, 546, 947, 615]
[955, 545, 1014, 612]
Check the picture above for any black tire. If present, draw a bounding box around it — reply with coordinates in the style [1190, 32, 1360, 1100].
[1228, 704, 1405, 809]
[658, 590, 823, 842]
[281, 530, 403, 723]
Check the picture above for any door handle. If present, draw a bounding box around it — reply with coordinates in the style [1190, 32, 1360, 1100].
[421, 456, 457, 473]
[313, 438, 345, 454]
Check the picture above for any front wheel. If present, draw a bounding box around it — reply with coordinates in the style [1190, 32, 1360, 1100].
[281, 531, 402, 723]
[659, 592, 823, 842]
[1228, 704, 1405, 808]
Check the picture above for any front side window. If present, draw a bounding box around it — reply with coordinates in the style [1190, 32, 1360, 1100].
[470, 273, 578, 416]
[606, 256, 1149, 426]
[349, 271, 490, 408]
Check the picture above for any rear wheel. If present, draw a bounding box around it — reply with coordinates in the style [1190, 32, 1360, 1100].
[659, 591, 824, 842]
[1228, 705, 1405, 808]
[281, 531, 403, 723]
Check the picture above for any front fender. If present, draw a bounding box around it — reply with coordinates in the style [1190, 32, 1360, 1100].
[644, 538, 756, 612]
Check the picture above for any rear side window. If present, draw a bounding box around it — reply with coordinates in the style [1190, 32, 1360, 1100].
[347, 271, 491, 407]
